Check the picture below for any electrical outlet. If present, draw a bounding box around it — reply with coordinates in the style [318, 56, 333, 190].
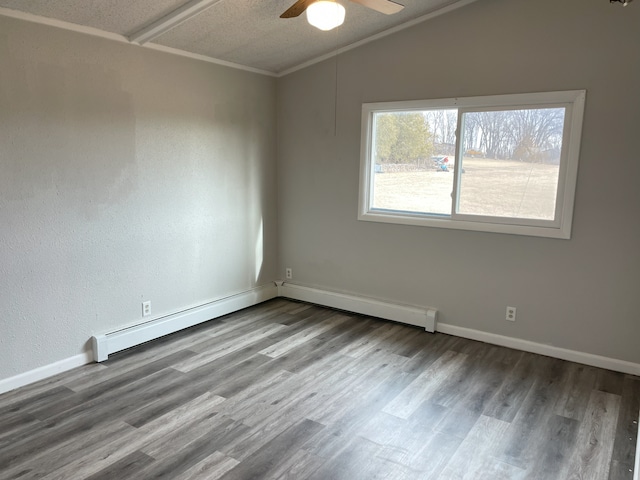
[285, 268, 292, 279]
[142, 300, 151, 317]
[506, 306, 516, 322]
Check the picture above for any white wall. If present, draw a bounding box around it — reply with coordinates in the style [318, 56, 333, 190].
[0, 16, 278, 380]
[277, 0, 640, 364]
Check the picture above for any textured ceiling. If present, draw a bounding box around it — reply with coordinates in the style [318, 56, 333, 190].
[0, 0, 477, 74]
[0, 0, 188, 36]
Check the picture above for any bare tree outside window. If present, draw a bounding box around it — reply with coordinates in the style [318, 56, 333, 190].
[462, 108, 565, 163]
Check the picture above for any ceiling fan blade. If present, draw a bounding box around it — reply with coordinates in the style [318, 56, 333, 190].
[280, 0, 318, 18]
[350, 0, 404, 14]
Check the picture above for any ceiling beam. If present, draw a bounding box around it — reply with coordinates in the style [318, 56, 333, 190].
[129, 0, 223, 45]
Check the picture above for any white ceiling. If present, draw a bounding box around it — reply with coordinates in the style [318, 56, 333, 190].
[0, 0, 479, 75]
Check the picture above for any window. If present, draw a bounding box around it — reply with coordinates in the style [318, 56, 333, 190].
[358, 91, 586, 239]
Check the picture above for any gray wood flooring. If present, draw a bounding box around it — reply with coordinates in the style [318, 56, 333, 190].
[1, 298, 638, 479]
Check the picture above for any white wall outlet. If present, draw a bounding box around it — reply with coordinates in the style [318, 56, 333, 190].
[142, 300, 151, 317]
[506, 306, 516, 322]
[285, 268, 292, 279]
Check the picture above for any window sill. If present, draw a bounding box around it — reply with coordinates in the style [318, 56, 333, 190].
[358, 210, 572, 239]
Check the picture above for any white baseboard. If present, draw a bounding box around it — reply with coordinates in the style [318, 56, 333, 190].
[635, 411, 640, 480]
[436, 323, 640, 377]
[278, 283, 437, 332]
[0, 352, 93, 396]
[92, 283, 278, 362]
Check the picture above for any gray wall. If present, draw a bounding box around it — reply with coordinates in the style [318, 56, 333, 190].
[0, 16, 278, 380]
[1, 0, 638, 384]
[277, 0, 640, 363]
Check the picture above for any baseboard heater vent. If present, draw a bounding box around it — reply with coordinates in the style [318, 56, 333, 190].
[278, 283, 437, 332]
[91, 284, 278, 362]
[91, 282, 437, 363]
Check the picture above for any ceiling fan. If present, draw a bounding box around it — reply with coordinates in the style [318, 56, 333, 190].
[281, 0, 404, 31]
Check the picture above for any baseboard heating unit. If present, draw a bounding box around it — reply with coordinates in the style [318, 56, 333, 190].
[92, 284, 278, 362]
[91, 282, 437, 363]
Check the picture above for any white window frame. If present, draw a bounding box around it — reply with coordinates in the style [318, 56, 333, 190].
[358, 90, 586, 239]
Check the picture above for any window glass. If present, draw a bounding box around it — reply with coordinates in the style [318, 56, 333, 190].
[371, 110, 457, 216]
[457, 108, 565, 221]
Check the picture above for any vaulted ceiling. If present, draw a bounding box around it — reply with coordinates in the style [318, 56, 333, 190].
[0, 0, 479, 75]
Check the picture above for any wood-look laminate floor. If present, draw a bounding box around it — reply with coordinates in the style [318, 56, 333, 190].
[1, 299, 638, 480]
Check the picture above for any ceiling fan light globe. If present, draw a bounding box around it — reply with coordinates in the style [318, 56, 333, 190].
[306, 1, 346, 31]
